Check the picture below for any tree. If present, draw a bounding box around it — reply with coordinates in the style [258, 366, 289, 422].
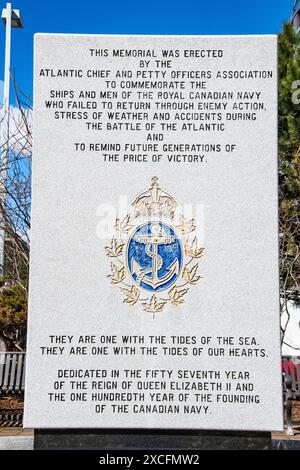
[278, 22, 300, 347]
[0, 79, 32, 351]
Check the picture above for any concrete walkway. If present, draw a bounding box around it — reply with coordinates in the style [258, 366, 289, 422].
[0, 428, 33, 450]
[272, 426, 300, 449]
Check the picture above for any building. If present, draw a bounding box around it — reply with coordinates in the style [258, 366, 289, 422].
[292, 1, 300, 32]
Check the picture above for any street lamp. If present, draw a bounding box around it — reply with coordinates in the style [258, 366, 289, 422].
[0, 3, 22, 276]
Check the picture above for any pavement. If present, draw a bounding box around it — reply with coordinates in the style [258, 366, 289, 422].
[273, 427, 300, 440]
[0, 428, 34, 450]
[272, 425, 300, 449]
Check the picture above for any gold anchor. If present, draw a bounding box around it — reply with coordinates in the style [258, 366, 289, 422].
[131, 223, 180, 289]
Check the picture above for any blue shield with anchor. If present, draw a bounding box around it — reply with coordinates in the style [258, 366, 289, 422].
[127, 222, 182, 292]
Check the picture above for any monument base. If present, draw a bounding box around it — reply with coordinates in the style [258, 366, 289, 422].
[34, 429, 272, 450]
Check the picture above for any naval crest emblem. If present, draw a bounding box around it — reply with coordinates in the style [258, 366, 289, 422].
[105, 177, 204, 315]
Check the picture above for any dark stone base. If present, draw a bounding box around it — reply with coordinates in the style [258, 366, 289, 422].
[34, 429, 272, 450]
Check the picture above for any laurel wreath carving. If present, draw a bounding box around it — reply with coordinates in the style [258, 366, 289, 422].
[115, 215, 135, 234]
[105, 211, 204, 316]
[107, 263, 126, 284]
[176, 214, 196, 234]
[105, 236, 125, 257]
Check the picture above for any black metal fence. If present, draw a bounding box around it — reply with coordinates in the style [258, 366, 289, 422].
[0, 352, 25, 427]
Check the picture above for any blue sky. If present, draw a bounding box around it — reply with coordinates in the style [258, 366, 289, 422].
[0, 0, 295, 102]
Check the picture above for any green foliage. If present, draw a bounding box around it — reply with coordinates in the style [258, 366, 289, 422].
[278, 22, 300, 304]
[279, 23, 300, 198]
[0, 286, 27, 351]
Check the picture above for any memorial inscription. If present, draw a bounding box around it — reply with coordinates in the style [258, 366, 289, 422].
[24, 34, 282, 432]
